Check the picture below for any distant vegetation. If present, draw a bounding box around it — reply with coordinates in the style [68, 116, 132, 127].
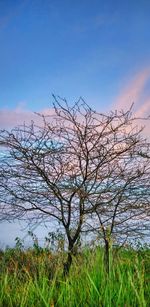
[0, 237, 149, 306]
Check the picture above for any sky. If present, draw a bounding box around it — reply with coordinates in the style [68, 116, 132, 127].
[0, 0, 150, 248]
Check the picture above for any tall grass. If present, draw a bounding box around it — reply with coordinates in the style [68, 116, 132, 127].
[0, 245, 149, 306]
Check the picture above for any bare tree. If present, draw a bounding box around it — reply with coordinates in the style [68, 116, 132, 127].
[0, 96, 149, 274]
[83, 117, 150, 272]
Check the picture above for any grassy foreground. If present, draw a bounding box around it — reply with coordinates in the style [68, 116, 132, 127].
[0, 244, 149, 306]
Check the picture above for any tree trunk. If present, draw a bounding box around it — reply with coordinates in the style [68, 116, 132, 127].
[63, 241, 74, 276]
[104, 239, 110, 274]
[63, 251, 73, 276]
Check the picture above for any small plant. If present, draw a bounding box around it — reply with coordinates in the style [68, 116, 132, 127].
[28, 231, 42, 255]
[45, 230, 65, 252]
[15, 237, 24, 251]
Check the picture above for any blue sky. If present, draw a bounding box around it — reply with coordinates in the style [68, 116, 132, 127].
[0, 0, 150, 112]
[0, 0, 150, 247]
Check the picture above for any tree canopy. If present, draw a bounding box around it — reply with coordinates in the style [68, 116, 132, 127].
[0, 96, 149, 273]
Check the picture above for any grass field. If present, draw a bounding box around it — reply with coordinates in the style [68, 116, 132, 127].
[0, 243, 149, 306]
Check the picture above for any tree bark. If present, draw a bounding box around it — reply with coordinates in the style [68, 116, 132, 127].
[63, 240, 74, 276]
[104, 239, 110, 274]
[63, 251, 73, 276]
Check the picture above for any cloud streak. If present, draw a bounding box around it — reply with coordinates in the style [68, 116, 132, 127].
[113, 68, 150, 138]
[114, 68, 150, 111]
[0, 105, 54, 129]
[1, 68, 150, 138]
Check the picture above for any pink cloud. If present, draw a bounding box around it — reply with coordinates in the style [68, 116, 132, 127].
[134, 99, 150, 118]
[113, 68, 150, 138]
[0, 105, 54, 130]
[114, 68, 150, 111]
[134, 99, 150, 138]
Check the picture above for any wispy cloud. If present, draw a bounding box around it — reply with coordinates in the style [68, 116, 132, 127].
[1, 68, 150, 138]
[114, 68, 150, 111]
[113, 68, 150, 138]
[0, 104, 54, 129]
[134, 99, 150, 118]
